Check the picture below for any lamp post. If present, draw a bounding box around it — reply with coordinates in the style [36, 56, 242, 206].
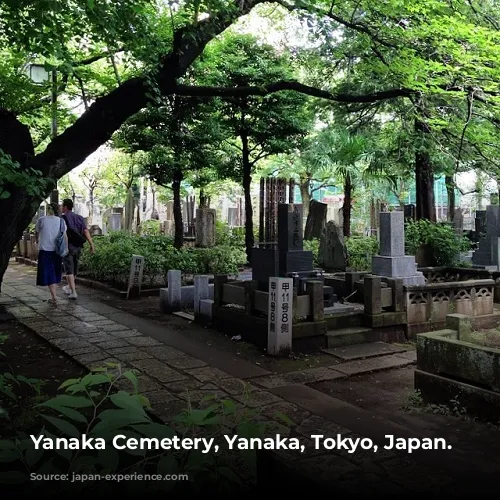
[28, 63, 59, 205]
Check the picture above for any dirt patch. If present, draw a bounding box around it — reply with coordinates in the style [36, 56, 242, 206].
[0, 309, 86, 437]
[309, 365, 500, 458]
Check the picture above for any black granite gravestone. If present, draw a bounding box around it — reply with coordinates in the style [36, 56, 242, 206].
[253, 204, 315, 291]
[404, 204, 416, 222]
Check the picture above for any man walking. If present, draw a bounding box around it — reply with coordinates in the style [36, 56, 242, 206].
[61, 199, 95, 299]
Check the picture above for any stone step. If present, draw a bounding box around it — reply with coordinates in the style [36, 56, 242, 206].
[325, 312, 364, 330]
[326, 326, 374, 348]
[322, 341, 408, 361]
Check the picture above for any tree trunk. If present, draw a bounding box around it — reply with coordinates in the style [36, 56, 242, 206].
[445, 175, 455, 222]
[199, 189, 209, 208]
[415, 118, 436, 221]
[241, 131, 254, 264]
[172, 169, 184, 249]
[342, 174, 352, 238]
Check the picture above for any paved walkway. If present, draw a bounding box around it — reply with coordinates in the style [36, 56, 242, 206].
[1, 262, 499, 493]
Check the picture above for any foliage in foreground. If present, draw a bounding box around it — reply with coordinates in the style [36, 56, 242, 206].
[0, 359, 287, 494]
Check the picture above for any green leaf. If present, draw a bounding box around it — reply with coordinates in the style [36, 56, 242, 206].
[39, 395, 94, 409]
[59, 378, 82, 390]
[110, 391, 146, 411]
[122, 370, 139, 393]
[0, 439, 17, 450]
[41, 415, 81, 438]
[90, 409, 149, 436]
[25, 442, 44, 468]
[130, 422, 175, 440]
[54, 406, 88, 424]
[81, 373, 111, 387]
[274, 411, 295, 427]
[97, 447, 119, 471]
[222, 399, 237, 415]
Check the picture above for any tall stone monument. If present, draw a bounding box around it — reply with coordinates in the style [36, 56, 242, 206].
[372, 211, 425, 285]
[195, 208, 216, 247]
[472, 205, 500, 270]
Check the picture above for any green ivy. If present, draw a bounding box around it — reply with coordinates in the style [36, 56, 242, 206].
[345, 236, 379, 271]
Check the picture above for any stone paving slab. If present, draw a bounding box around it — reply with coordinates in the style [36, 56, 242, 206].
[331, 354, 415, 376]
[323, 341, 408, 361]
[251, 367, 347, 389]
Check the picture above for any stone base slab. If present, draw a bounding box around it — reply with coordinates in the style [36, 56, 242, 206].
[372, 256, 425, 286]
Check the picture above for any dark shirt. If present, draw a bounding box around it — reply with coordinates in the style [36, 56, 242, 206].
[63, 211, 87, 251]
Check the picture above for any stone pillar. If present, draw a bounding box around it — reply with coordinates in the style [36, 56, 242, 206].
[214, 274, 228, 307]
[195, 208, 216, 247]
[244, 280, 258, 315]
[345, 272, 363, 296]
[306, 280, 324, 322]
[446, 313, 472, 342]
[164, 270, 181, 312]
[194, 275, 210, 319]
[364, 274, 382, 315]
[386, 277, 404, 312]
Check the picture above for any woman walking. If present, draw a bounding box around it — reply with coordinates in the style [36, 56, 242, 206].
[35, 202, 68, 304]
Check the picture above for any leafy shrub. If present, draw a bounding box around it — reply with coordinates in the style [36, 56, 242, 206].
[79, 233, 247, 288]
[345, 236, 379, 271]
[0, 362, 274, 494]
[303, 239, 320, 267]
[405, 219, 471, 266]
[215, 221, 245, 247]
[0, 335, 44, 420]
[140, 220, 161, 236]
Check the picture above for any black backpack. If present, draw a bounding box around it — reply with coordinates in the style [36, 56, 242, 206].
[62, 215, 87, 247]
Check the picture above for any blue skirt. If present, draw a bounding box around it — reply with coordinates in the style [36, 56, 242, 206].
[37, 250, 63, 286]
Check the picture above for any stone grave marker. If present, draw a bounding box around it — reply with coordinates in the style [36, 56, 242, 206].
[372, 211, 425, 285]
[126, 255, 144, 299]
[195, 208, 216, 247]
[318, 221, 346, 271]
[472, 205, 500, 270]
[267, 277, 293, 355]
[304, 199, 327, 240]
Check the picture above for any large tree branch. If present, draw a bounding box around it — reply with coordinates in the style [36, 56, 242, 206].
[175, 81, 417, 102]
[32, 0, 266, 180]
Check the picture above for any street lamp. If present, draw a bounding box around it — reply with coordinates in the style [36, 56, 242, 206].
[28, 63, 59, 204]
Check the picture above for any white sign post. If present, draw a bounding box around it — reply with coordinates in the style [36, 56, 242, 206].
[127, 255, 144, 299]
[267, 277, 293, 355]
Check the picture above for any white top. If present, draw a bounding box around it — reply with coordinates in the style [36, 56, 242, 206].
[35, 216, 67, 252]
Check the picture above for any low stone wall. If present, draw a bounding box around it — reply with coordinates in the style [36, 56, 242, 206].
[415, 314, 500, 422]
[419, 266, 494, 283]
[405, 279, 495, 335]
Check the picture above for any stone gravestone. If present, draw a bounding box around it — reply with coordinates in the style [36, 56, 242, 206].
[267, 277, 293, 355]
[304, 200, 327, 240]
[453, 208, 464, 233]
[195, 208, 216, 247]
[253, 204, 315, 291]
[126, 255, 144, 299]
[108, 213, 122, 231]
[318, 221, 346, 272]
[372, 211, 425, 285]
[475, 209, 486, 240]
[404, 204, 416, 222]
[472, 205, 500, 270]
